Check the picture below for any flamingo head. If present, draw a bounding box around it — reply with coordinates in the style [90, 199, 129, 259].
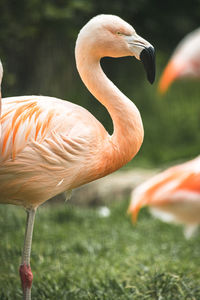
[76, 14, 156, 84]
[158, 28, 200, 94]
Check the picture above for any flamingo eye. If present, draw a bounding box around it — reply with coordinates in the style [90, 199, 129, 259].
[116, 31, 123, 36]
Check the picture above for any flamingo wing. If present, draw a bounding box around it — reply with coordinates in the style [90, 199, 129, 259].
[0, 95, 107, 207]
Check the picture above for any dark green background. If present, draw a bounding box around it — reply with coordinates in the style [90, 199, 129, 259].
[0, 0, 200, 167]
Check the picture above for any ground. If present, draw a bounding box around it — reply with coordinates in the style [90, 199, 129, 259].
[0, 199, 200, 299]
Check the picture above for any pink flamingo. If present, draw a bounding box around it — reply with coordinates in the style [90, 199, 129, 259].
[129, 28, 200, 239]
[159, 28, 200, 93]
[128, 156, 200, 238]
[0, 15, 155, 299]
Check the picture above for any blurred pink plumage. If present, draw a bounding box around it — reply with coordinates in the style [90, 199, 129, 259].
[129, 28, 200, 239]
[129, 157, 200, 238]
[159, 28, 200, 93]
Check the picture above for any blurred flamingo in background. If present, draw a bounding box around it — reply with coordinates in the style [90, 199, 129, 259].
[129, 27, 200, 239]
[159, 28, 200, 93]
[0, 15, 155, 299]
[128, 156, 200, 238]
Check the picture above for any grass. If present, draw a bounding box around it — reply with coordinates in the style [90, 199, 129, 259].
[0, 199, 200, 299]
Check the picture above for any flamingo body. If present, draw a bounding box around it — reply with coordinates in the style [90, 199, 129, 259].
[0, 95, 110, 208]
[159, 28, 200, 93]
[128, 156, 200, 237]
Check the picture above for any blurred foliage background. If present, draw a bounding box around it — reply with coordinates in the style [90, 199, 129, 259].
[0, 0, 200, 168]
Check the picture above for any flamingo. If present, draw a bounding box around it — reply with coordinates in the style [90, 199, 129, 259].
[129, 28, 200, 239]
[159, 28, 200, 93]
[0, 15, 155, 299]
[128, 156, 200, 238]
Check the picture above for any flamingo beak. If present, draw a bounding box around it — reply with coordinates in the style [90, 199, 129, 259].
[158, 61, 180, 94]
[140, 46, 156, 84]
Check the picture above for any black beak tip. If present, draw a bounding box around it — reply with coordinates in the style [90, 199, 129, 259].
[148, 73, 155, 85]
[140, 46, 156, 84]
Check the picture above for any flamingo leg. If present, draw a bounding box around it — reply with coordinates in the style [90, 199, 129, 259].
[19, 208, 37, 300]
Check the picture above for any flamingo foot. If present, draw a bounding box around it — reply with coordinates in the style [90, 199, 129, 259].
[19, 263, 33, 292]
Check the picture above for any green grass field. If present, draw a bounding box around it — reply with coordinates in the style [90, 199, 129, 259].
[0, 199, 200, 299]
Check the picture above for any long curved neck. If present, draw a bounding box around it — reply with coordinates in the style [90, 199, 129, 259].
[75, 47, 144, 172]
